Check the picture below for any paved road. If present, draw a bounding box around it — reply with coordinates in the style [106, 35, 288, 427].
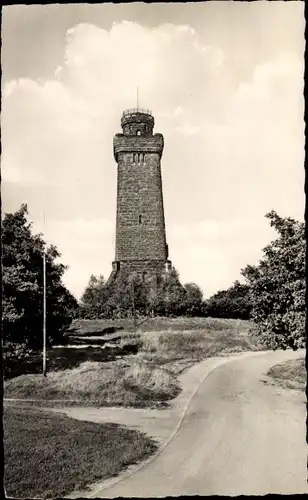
[95, 350, 307, 497]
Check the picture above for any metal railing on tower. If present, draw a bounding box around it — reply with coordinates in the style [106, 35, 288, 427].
[122, 108, 152, 117]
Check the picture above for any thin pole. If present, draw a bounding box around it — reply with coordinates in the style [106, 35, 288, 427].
[43, 251, 47, 377]
[131, 280, 137, 331]
[137, 86, 139, 110]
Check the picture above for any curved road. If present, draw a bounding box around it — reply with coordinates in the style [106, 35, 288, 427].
[95, 351, 307, 497]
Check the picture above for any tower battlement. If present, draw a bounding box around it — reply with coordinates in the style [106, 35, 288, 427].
[122, 108, 153, 118]
[121, 109, 155, 137]
[113, 133, 164, 161]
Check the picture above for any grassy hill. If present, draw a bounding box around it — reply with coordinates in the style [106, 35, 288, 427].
[4, 317, 262, 408]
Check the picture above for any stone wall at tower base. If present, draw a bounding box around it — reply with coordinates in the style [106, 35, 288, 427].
[106, 259, 172, 286]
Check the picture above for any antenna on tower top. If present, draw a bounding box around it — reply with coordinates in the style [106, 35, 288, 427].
[137, 86, 139, 110]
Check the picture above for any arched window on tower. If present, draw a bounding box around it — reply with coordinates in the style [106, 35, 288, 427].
[136, 130, 141, 136]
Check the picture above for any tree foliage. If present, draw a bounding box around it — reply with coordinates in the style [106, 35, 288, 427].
[79, 275, 107, 319]
[80, 270, 149, 319]
[2, 204, 79, 350]
[151, 268, 187, 316]
[80, 267, 205, 319]
[241, 210, 305, 350]
[204, 281, 251, 320]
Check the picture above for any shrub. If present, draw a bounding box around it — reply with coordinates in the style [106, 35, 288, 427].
[204, 281, 251, 320]
[3, 342, 34, 378]
[241, 211, 305, 350]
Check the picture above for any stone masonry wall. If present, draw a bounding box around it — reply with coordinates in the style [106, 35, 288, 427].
[115, 150, 168, 262]
[113, 134, 164, 160]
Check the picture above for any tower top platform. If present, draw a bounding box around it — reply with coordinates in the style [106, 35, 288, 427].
[120, 108, 155, 135]
[122, 108, 152, 118]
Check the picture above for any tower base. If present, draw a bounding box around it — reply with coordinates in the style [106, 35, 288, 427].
[106, 259, 172, 286]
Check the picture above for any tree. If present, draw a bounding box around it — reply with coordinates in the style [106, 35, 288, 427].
[204, 280, 251, 320]
[183, 283, 204, 316]
[80, 267, 197, 319]
[80, 267, 206, 320]
[241, 210, 305, 350]
[79, 275, 107, 319]
[103, 271, 149, 319]
[150, 268, 187, 316]
[2, 204, 79, 349]
[80, 270, 151, 319]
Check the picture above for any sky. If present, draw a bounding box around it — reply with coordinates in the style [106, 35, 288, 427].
[1, 2, 305, 300]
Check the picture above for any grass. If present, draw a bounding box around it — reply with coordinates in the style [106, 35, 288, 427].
[4, 317, 262, 408]
[121, 317, 261, 373]
[69, 318, 128, 336]
[267, 357, 306, 392]
[71, 316, 254, 335]
[5, 340, 138, 380]
[5, 346, 119, 380]
[3, 317, 262, 499]
[5, 359, 181, 408]
[4, 406, 157, 499]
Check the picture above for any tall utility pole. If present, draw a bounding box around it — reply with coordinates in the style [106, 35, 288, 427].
[131, 279, 137, 331]
[42, 250, 47, 377]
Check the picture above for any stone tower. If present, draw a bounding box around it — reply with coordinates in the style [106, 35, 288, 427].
[108, 108, 172, 284]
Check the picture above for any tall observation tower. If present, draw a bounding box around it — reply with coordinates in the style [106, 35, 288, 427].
[108, 107, 172, 284]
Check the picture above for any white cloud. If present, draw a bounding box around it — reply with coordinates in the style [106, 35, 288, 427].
[2, 17, 304, 298]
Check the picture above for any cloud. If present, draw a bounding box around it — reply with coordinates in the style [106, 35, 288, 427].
[1, 20, 233, 228]
[1, 19, 304, 298]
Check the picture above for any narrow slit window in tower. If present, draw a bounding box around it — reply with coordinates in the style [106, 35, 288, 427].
[139, 215, 142, 225]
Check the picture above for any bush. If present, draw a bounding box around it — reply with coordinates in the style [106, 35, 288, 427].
[241, 211, 305, 350]
[204, 281, 251, 320]
[3, 342, 34, 379]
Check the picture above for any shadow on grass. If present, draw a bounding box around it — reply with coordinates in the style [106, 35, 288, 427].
[69, 319, 126, 336]
[4, 344, 139, 380]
